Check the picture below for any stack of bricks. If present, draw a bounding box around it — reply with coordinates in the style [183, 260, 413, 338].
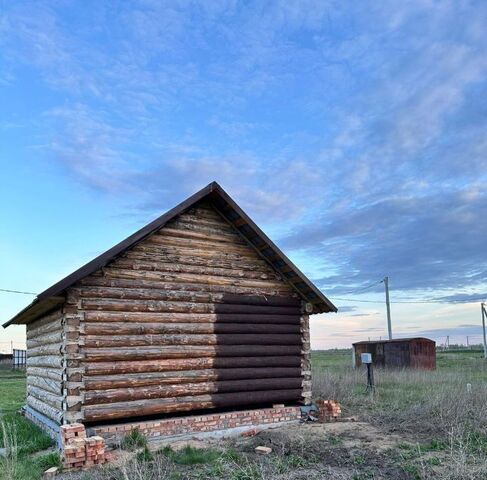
[315, 399, 342, 422]
[60, 423, 107, 471]
[84, 436, 106, 468]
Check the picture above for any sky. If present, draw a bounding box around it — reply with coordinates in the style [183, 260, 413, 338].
[1, 0, 486, 352]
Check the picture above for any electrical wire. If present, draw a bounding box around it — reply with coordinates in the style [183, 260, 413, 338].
[339, 280, 383, 295]
[0, 288, 37, 296]
[334, 296, 487, 305]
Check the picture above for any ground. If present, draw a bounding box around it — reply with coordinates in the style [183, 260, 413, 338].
[1, 349, 487, 479]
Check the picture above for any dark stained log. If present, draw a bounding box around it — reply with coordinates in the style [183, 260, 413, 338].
[80, 298, 300, 315]
[84, 378, 303, 405]
[84, 322, 301, 335]
[83, 333, 302, 348]
[84, 345, 302, 361]
[79, 276, 293, 297]
[84, 389, 302, 422]
[85, 356, 302, 375]
[84, 367, 302, 390]
[84, 311, 301, 325]
[221, 294, 300, 307]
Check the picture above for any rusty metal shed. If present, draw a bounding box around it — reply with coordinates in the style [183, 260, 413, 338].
[353, 337, 436, 370]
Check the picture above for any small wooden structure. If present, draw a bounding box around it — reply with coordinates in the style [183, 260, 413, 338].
[0, 353, 13, 366]
[353, 338, 436, 370]
[3, 182, 336, 433]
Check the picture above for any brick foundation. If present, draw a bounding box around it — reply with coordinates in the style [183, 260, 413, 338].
[89, 406, 301, 445]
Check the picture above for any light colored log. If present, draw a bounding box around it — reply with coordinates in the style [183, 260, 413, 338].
[27, 355, 63, 369]
[123, 250, 274, 273]
[167, 218, 241, 238]
[27, 308, 63, 330]
[26, 329, 63, 348]
[101, 268, 287, 290]
[27, 375, 62, 395]
[27, 343, 62, 358]
[80, 276, 292, 297]
[83, 311, 300, 325]
[83, 333, 302, 348]
[84, 345, 302, 361]
[26, 367, 63, 382]
[27, 385, 63, 410]
[27, 322, 62, 340]
[83, 389, 302, 422]
[131, 244, 265, 262]
[107, 260, 280, 282]
[83, 321, 300, 335]
[169, 214, 236, 230]
[27, 396, 63, 424]
[78, 287, 284, 306]
[144, 235, 257, 255]
[156, 227, 246, 245]
[84, 377, 303, 405]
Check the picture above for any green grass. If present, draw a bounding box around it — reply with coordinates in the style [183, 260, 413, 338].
[0, 368, 27, 414]
[0, 367, 56, 480]
[121, 427, 148, 451]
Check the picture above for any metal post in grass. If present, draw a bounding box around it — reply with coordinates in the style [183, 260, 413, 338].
[361, 353, 375, 393]
[383, 276, 392, 340]
[481, 303, 487, 360]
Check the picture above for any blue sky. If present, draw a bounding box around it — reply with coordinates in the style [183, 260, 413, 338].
[1, 1, 486, 350]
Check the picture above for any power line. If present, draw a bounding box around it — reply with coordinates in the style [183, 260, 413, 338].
[334, 296, 487, 305]
[0, 288, 37, 296]
[340, 280, 383, 295]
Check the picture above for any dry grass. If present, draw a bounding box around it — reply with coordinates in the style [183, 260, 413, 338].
[312, 350, 487, 478]
[1, 419, 19, 480]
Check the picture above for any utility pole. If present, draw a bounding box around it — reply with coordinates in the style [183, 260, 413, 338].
[384, 276, 392, 340]
[482, 303, 487, 360]
[447, 336, 450, 349]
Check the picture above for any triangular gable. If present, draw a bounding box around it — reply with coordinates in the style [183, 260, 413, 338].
[3, 182, 336, 327]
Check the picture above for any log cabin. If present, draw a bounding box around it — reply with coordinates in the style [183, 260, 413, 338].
[3, 182, 336, 437]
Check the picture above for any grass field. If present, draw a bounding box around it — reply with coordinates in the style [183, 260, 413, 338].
[1, 350, 487, 479]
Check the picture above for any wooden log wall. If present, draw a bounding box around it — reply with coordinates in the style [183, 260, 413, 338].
[26, 308, 64, 424]
[66, 202, 309, 423]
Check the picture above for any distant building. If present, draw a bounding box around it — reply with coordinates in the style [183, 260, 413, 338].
[353, 337, 436, 370]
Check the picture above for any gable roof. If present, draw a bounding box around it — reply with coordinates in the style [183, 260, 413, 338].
[3, 182, 336, 327]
